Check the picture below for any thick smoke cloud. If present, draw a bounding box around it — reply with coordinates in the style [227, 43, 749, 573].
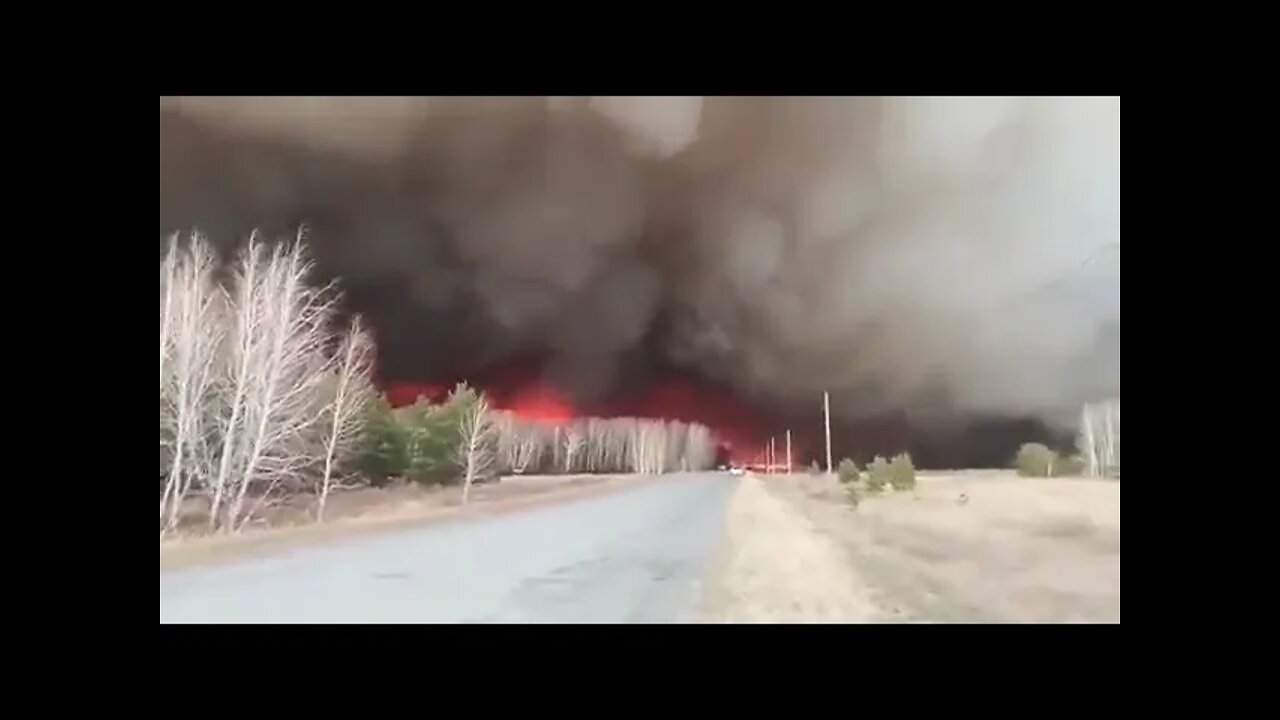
[159, 96, 1120, 432]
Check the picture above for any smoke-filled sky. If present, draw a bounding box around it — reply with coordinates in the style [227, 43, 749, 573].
[159, 96, 1120, 434]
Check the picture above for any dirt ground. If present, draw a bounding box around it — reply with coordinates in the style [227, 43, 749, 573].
[159, 474, 643, 570]
[739, 470, 1120, 623]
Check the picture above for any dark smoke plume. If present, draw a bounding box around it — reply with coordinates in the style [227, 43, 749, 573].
[159, 96, 1120, 440]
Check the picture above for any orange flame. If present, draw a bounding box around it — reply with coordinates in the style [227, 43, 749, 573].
[383, 356, 775, 465]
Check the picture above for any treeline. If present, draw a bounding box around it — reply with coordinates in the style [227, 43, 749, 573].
[160, 232, 716, 537]
[361, 400, 717, 484]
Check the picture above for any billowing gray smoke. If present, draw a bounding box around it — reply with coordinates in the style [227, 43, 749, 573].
[159, 97, 1120, 431]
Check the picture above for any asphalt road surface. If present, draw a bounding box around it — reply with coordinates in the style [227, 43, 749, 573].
[159, 472, 737, 623]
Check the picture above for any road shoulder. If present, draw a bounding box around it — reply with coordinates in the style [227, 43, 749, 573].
[160, 474, 652, 572]
[699, 475, 888, 623]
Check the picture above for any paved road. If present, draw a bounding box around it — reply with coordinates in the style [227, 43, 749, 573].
[159, 472, 737, 623]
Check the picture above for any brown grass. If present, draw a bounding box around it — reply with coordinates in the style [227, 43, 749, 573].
[761, 470, 1120, 623]
[700, 475, 888, 622]
[159, 474, 645, 571]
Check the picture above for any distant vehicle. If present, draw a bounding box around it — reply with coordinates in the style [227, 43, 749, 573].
[728, 467, 746, 476]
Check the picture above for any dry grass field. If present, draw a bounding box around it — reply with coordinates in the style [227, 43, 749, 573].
[706, 471, 1120, 623]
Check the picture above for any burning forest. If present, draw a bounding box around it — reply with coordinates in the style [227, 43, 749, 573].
[160, 97, 1120, 469]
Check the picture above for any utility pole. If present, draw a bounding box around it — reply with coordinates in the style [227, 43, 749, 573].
[824, 391, 833, 475]
[786, 430, 792, 475]
[770, 436, 776, 474]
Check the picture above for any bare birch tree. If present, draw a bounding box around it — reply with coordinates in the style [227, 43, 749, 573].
[685, 423, 715, 470]
[160, 238, 178, 405]
[443, 410, 721, 479]
[512, 420, 545, 474]
[585, 418, 610, 472]
[604, 418, 634, 472]
[1078, 399, 1120, 478]
[493, 411, 519, 475]
[664, 420, 689, 471]
[1079, 407, 1096, 477]
[457, 393, 498, 504]
[493, 412, 548, 475]
[207, 234, 265, 530]
[160, 228, 407, 536]
[523, 422, 552, 474]
[160, 233, 225, 535]
[160, 239, 179, 484]
[209, 233, 339, 532]
[630, 420, 669, 474]
[314, 317, 376, 521]
[650, 421, 670, 474]
[563, 421, 585, 473]
[228, 239, 339, 530]
[550, 425, 564, 473]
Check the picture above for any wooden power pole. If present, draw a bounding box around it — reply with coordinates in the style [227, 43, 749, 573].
[823, 391, 833, 475]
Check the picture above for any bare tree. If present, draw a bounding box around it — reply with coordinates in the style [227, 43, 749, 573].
[493, 411, 518, 475]
[230, 239, 340, 530]
[550, 425, 564, 472]
[585, 418, 610, 472]
[604, 418, 635, 472]
[160, 228, 404, 537]
[206, 234, 265, 530]
[1078, 399, 1120, 478]
[630, 420, 669, 474]
[493, 412, 548, 475]
[665, 420, 689, 471]
[445, 410, 719, 479]
[511, 420, 545, 474]
[685, 423, 715, 470]
[160, 239, 180, 492]
[314, 317, 376, 521]
[563, 421, 585, 473]
[160, 233, 225, 535]
[651, 421, 670, 473]
[160, 238, 178, 399]
[524, 422, 553, 473]
[209, 234, 339, 532]
[626, 418, 644, 473]
[457, 393, 498, 504]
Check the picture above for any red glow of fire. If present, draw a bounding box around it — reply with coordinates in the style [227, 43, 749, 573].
[385, 382, 450, 407]
[382, 356, 777, 465]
